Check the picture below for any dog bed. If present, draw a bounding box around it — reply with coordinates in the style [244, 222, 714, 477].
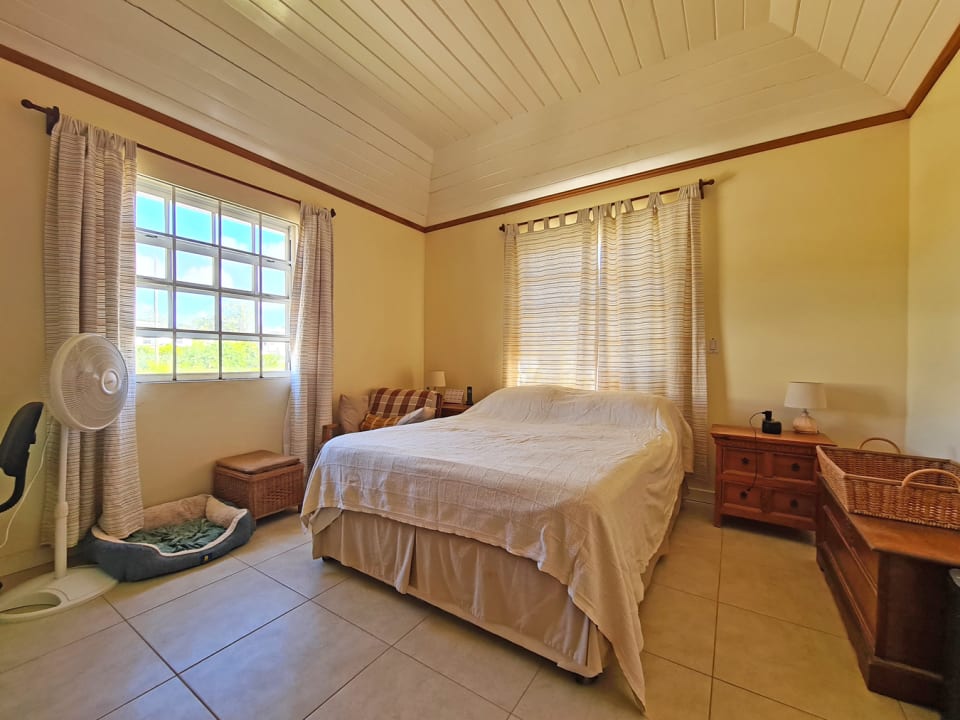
[85, 494, 254, 582]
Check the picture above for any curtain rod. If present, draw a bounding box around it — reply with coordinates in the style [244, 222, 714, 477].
[498, 178, 714, 232]
[20, 98, 336, 218]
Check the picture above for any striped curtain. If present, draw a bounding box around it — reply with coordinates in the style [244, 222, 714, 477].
[42, 116, 143, 545]
[503, 211, 598, 388]
[284, 204, 334, 470]
[503, 184, 707, 484]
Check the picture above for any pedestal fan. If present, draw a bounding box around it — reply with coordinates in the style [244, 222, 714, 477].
[0, 333, 129, 622]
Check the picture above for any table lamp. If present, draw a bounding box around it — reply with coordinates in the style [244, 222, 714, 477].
[784, 381, 827, 434]
[428, 371, 446, 394]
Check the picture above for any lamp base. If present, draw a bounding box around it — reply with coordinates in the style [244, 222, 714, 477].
[792, 410, 819, 434]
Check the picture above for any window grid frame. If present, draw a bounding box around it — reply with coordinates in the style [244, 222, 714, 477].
[134, 175, 295, 382]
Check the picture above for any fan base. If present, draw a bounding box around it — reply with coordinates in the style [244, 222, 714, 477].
[0, 566, 117, 623]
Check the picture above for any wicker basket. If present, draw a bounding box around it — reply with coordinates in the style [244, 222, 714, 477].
[817, 445, 960, 530]
[214, 451, 304, 520]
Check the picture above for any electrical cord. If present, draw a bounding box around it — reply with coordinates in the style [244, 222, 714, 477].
[747, 410, 764, 492]
[0, 419, 52, 551]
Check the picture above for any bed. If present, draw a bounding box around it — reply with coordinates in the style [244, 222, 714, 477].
[300, 385, 692, 708]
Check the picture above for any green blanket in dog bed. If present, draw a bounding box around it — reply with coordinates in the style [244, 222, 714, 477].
[125, 517, 227, 554]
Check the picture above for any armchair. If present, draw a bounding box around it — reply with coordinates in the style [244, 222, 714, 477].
[322, 388, 443, 444]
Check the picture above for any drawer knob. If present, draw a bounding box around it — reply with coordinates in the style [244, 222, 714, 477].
[791, 462, 801, 472]
[741, 457, 750, 466]
[740, 490, 748, 500]
[789, 498, 799, 509]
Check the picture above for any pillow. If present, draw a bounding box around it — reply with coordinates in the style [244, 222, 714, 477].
[396, 407, 436, 425]
[339, 394, 369, 434]
[359, 412, 404, 432]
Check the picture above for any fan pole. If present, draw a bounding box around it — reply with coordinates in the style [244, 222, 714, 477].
[54, 423, 68, 579]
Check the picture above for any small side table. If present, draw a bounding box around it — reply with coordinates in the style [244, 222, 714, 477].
[214, 450, 304, 519]
[439, 402, 470, 417]
[711, 424, 834, 530]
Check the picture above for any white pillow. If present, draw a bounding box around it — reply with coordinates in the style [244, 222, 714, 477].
[396, 406, 436, 425]
[339, 394, 369, 433]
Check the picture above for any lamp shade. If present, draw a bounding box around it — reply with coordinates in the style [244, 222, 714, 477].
[784, 381, 827, 410]
[428, 371, 446, 388]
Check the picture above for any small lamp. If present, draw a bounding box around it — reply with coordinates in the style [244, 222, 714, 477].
[784, 381, 827, 434]
[428, 371, 446, 394]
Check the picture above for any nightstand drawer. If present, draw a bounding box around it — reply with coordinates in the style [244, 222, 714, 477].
[722, 481, 761, 509]
[767, 489, 815, 518]
[772, 454, 815, 482]
[721, 449, 760, 475]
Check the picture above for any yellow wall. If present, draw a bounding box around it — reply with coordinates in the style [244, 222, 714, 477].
[907, 52, 960, 459]
[426, 122, 911, 491]
[0, 59, 425, 574]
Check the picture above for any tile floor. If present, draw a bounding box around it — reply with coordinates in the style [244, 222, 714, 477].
[0, 501, 943, 720]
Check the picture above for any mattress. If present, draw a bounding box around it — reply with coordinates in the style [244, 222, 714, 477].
[302, 385, 692, 705]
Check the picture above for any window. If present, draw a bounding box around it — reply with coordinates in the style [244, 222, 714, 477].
[134, 176, 296, 381]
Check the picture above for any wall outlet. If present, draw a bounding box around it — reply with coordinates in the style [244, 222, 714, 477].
[708, 337, 720, 354]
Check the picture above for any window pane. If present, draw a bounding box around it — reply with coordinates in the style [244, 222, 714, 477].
[136, 192, 166, 232]
[261, 226, 287, 260]
[136, 287, 170, 328]
[176, 291, 216, 330]
[223, 339, 260, 374]
[176, 250, 215, 286]
[221, 215, 255, 253]
[262, 301, 287, 336]
[262, 266, 287, 296]
[262, 340, 288, 373]
[176, 337, 219, 375]
[136, 244, 168, 280]
[175, 202, 214, 244]
[222, 296, 257, 334]
[135, 334, 173, 375]
[221, 259, 255, 292]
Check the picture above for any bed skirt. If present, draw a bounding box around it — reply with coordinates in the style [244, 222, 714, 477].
[311, 496, 681, 678]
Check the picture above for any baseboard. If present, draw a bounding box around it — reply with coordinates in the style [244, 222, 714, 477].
[684, 486, 715, 505]
[0, 545, 53, 577]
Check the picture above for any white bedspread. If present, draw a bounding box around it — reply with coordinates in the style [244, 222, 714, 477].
[301, 385, 692, 706]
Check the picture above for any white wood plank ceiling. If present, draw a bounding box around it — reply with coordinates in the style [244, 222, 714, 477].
[1, 1, 958, 227]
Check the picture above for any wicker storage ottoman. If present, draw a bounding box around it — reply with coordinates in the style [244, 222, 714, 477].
[214, 450, 304, 520]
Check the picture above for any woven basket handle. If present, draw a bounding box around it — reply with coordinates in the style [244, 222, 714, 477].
[858, 437, 902, 454]
[901, 468, 960, 491]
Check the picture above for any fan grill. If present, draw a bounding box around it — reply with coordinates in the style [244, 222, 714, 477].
[50, 335, 128, 431]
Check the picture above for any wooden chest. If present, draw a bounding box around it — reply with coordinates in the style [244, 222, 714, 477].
[817, 476, 960, 707]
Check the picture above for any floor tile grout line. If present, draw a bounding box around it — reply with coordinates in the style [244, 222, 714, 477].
[103, 560, 248, 621]
[297, 640, 393, 720]
[92, 675, 180, 720]
[173, 596, 311, 675]
[714, 598, 846, 639]
[119, 617, 222, 720]
[712, 677, 832, 719]
[708, 518, 723, 717]
[0, 609, 126, 676]
[392, 644, 528, 714]
[509, 664, 542, 717]
[247, 558, 349, 601]
[308, 590, 428, 650]
[643, 649, 713, 679]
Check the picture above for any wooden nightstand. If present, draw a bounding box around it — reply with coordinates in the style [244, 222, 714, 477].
[439, 402, 470, 417]
[711, 424, 834, 530]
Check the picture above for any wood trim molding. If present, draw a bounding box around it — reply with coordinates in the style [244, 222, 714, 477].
[4, 19, 958, 236]
[906, 21, 960, 115]
[0, 44, 425, 232]
[423, 111, 907, 232]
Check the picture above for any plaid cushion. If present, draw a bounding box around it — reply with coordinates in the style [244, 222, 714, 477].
[368, 388, 439, 417]
[359, 412, 404, 431]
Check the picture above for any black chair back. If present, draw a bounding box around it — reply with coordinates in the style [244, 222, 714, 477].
[0, 402, 43, 513]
